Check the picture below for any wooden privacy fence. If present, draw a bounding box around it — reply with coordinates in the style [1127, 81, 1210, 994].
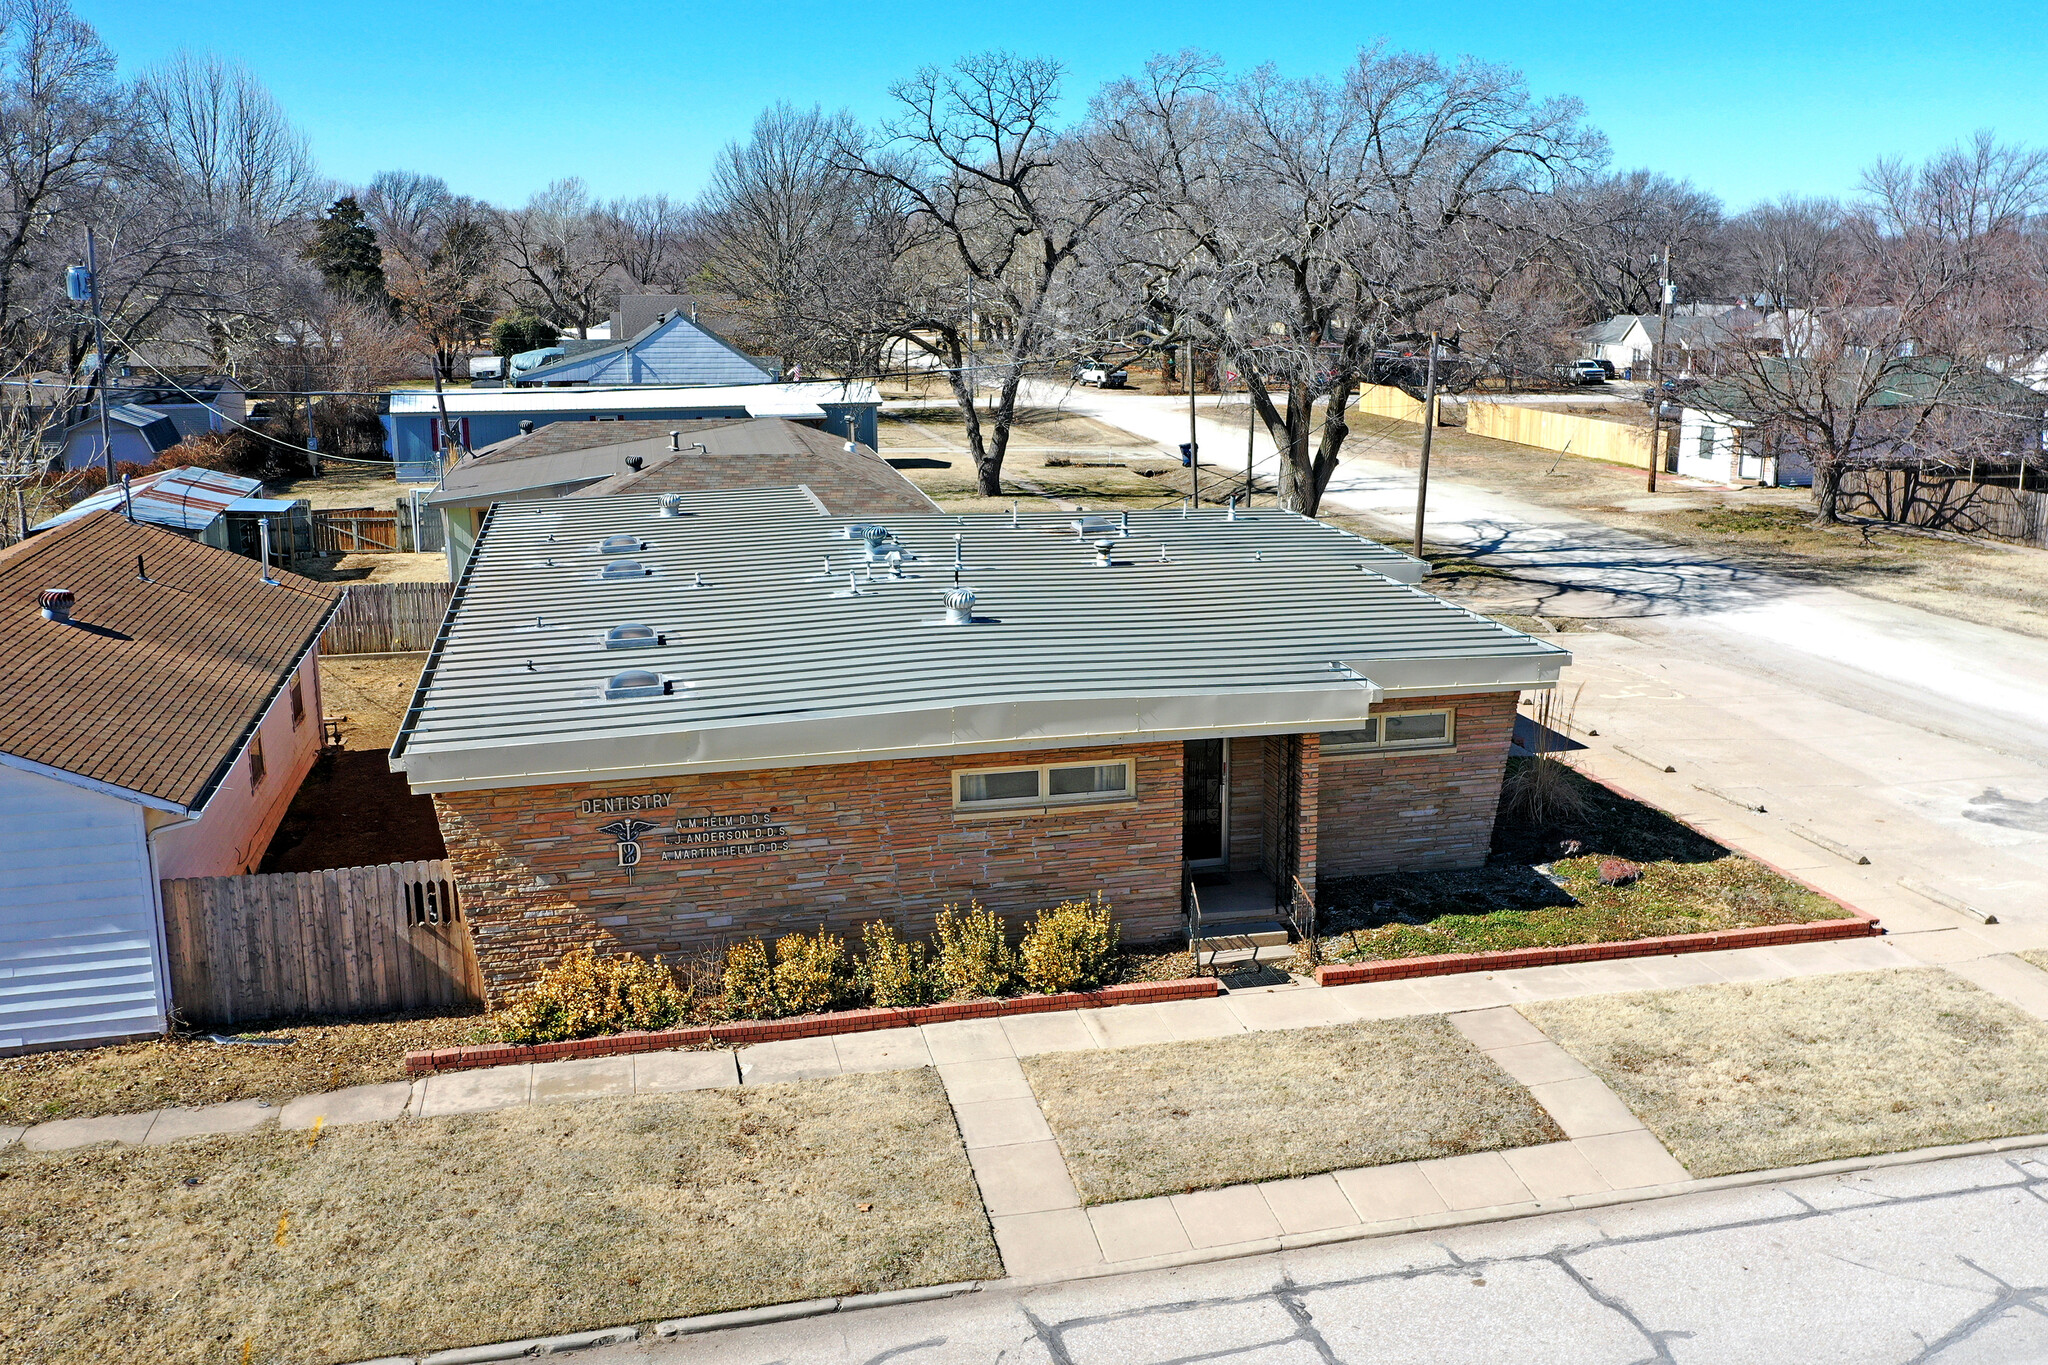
[322, 581, 454, 654]
[161, 860, 483, 1026]
[1837, 468, 2048, 549]
[1465, 402, 1660, 470]
[311, 505, 401, 553]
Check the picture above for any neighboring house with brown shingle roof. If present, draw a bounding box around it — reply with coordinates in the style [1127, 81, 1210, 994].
[426, 417, 938, 575]
[0, 511, 342, 1051]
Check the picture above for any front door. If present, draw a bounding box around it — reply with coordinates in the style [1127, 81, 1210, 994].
[1182, 739, 1228, 867]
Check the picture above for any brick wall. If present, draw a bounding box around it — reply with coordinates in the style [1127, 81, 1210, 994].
[1226, 736, 1265, 870]
[1316, 690, 1518, 879]
[434, 742, 1186, 1000]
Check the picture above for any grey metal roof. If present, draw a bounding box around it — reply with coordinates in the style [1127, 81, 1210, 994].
[390, 488, 1567, 792]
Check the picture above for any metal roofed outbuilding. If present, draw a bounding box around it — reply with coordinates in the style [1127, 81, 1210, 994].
[390, 487, 1566, 794]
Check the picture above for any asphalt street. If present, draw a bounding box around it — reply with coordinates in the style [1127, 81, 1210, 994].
[610, 1146, 2048, 1364]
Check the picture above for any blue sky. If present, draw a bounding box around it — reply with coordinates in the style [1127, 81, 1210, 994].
[85, 0, 2047, 213]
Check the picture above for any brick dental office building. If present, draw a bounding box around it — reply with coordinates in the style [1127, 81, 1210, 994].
[391, 487, 1570, 998]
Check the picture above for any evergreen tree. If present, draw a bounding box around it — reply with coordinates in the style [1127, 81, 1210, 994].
[305, 196, 389, 303]
[491, 312, 561, 357]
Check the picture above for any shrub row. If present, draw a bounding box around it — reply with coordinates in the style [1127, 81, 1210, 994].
[494, 897, 1121, 1044]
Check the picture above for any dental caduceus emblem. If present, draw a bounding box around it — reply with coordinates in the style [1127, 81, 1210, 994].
[599, 819, 660, 867]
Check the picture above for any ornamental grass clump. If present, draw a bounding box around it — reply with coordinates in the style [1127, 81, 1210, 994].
[934, 901, 1017, 999]
[1019, 895, 1120, 995]
[494, 947, 690, 1044]
[771, 928, 858, 1016]
[856, 921, 942, 1008]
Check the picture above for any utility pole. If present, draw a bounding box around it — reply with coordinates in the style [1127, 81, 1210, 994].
[1411, 332, 1439, 560]
[72, 229, 116, 488]
[1647, 246, 1674, 492]
[1187, 335, 1200, 507]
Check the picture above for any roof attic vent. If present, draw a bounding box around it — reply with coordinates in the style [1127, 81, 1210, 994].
[1091, 538, 1119, 567]
[669, 430, 680, 451]
[600, 559, 651, 580]
[518, 419, 535, 434]
[943, 587, 978, 625]
[39, 587, 73, 622]
[599, 534, 645, 555]
[1071, 516, 1118, 538]
[624, 454, 644, 471]
[603, 668, 671, 699]
[659, 494, 686, 517]
[842, 523, 879, 541]
[604, 623, 665, 650]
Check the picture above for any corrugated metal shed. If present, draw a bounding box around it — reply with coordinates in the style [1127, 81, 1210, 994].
[33, 466, 267, 535]
[392, 488, 1566, 793]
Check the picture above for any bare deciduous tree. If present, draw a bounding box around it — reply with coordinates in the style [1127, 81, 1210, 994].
[496, 177, 615, 337]
[847, 53, 1111, 495]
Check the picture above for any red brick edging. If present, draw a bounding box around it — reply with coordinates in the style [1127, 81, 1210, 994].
[1312, 916, 1880, 987]
[405, 977, 1222, 1075]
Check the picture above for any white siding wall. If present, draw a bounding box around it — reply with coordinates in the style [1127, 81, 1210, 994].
[0, 764, 167, 1050]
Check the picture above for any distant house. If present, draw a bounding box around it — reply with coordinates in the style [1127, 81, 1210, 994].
[426, 416, 938, 575]
[381, 381, 883, 477]
[43, 403, 182, 472]
[1580, 316, 1656, 376]
[33, 466, 299, 557]
[36, 376, 248, 472]
[0, 511, 341, 1051]
[509, 307, 776, 387]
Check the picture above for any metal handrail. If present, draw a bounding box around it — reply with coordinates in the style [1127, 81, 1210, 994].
[1185, 878, 1207, 977]
[1289, 875, 1320, 968]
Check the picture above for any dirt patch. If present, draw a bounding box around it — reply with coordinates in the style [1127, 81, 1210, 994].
[0, 1013, 486, 1126]
[1523, 969, 2048, 1177]
[260, 653, 444, 872]
[316, 653, 426, 751]
[1320, 759, 1837, 963]
[1020, 1016, 1562, 1204]
[293, 551, 447, 584]
[0, 1070, 997, 1365]
[266, 463, 406, 512]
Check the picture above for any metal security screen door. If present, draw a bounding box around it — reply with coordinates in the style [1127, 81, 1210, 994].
[1182, 739, 1228, 867]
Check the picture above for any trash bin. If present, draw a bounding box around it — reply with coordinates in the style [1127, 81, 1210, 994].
[1179, 442, 1196, 467]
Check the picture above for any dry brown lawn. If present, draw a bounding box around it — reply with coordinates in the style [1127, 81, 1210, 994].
[0, 1070, 997, 1365]
[1020, 1016, 1562, 1204]
[1524, 969, 2048, 1178]
[0, 1013, 485, 1126]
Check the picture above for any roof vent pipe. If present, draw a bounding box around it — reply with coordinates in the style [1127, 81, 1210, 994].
[944, 587, 977, 625]
[669, 430, 680, 451]
[39, 587, 72, 622]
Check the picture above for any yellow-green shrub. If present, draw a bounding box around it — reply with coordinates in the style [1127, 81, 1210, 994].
[772, 928, 857, 1015]
[856, 921, 941, 1007]
[494, 947, 690, 1043]
[934, 901, 1016, 999]
[720, 938, 781, 1018]
[1019, 895, 1120, 994]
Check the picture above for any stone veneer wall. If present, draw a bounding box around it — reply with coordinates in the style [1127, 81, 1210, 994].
[1316, 690, 1519, 878]
[434, 742, 1185, 1000]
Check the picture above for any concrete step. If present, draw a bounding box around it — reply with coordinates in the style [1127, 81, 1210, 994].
[1200, 943, 1300, 968]
[1192, 920, 1291, 953]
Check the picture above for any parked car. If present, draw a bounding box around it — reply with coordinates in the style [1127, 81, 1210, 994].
[1073, 361, 1129, 389]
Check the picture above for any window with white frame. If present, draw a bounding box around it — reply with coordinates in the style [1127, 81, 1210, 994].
[954, 758, 1134, 811]
[1321, 709, 1454, 755]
